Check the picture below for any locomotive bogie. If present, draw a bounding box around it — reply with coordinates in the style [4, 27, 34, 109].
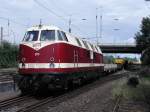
[15, 68, 103, 94]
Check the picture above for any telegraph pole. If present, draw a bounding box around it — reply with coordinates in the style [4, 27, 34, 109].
[96, 6, 103, 45]
[99, 11, 103, 39]
[8, 19, 10, 37]
[96, 8, 98, 44]
[0, 27, 3, 46]
[69, 15, 72, 33]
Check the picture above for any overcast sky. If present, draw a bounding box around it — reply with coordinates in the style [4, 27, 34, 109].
[0, 0, 150, 46]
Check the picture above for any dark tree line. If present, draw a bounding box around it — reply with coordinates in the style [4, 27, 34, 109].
[0, 41, 18, 68]
[135, 16, 150, 65]
[135, 17, 150, 49]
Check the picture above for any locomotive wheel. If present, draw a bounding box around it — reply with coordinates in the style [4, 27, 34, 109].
[67, 80, 74, 90]
[78, 78, 83, 86]
[32, 83, 40, 94]
[17, 76, 32, 95]
[20, 87, 31, 95]
[63, 80, 69, 91]
[32, 82, 49, 95]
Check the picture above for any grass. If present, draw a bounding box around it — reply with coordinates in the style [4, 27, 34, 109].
[112, 77, 150, 103]
[142, 77, 150, 81]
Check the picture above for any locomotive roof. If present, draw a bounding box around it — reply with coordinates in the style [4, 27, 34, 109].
[27, 25, 61, 31]
[26, 25, 102, 54]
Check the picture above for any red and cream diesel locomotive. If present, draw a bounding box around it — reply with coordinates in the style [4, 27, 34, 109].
[16, 25, 110, 93]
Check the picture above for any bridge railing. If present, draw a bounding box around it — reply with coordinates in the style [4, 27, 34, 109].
[98, 43, 136, 47]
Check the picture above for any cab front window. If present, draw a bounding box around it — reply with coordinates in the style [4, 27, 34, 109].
[40, 30, 55, 41]
[23, 31, 39, 41]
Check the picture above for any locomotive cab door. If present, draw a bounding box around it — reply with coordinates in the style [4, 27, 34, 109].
[90, 51, 94, 60]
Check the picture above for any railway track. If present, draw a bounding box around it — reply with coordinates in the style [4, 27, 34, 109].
[112, 96, 146, 112]
[0, 71, 128, 112]
[117, 101, 138, 112]
[0, 68, 17, 74]
[0, 71, 17, 83]
[113, 95, 122, 112]
[0, 76, 13, 83]
[0, 95, 32, 109]
[16, 72, 128, 112]
[0, 95, 40, 111]
[112, 71, 146, 112]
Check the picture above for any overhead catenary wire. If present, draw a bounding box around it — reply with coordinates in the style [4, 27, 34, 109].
[0, 16, 26, 44]
[33, 0, 89, 38]
[44, 0, 70, 16]
[34, 0, 67, 22]
[0, 16, 26, 27]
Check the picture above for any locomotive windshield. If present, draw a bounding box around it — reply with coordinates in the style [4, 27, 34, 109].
[40, 30, 55, 41]
[23, 31, 39, 41]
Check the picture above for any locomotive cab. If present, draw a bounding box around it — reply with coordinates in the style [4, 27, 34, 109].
[18, 25, 71, 93]
[19, 26, 68, 69]
[23, 28, 68, 42]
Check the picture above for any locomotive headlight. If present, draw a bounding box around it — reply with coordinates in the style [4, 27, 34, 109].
[49, 63, 55, 68]
[22, 58, 26, 62]
[33, 43, 41, 47]
[33, 43, 41, 50]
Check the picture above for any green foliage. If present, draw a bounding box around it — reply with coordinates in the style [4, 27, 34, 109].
[141, 47, 150, 65]
[103, 55, 115, 64]
[138, 66, 150, 77]
[124, 57, 138, 62]
[135, 16, 150, 65]
[135, 17, 150, 49]
[104, 56, 138, 64]
[112, 78, 150, 102]
[0, 41, 18, 68]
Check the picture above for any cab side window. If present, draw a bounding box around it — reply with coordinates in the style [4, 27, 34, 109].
[90, 44, 95, 51]
[61, 31, 68, 42]
[95, 46, 98, 52]
[57, 30, 68, 42]
[76, 38, 82, 47]
[82, 41, 89, 50]
[57, 31, 63, 40]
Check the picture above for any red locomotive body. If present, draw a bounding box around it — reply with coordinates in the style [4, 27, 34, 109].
[17, 25, 104, 94]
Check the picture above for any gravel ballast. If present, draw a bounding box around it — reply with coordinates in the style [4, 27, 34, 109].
[37, 77, 118, 112]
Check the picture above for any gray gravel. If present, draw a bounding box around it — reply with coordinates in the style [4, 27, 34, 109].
[38, 78, 118, 112]
[0, 91, 20, 101]
[118, 100, 149, 112]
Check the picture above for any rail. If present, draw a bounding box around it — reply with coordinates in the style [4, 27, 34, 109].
[18, 73, 127, 112]
[0, 72, 127, 112]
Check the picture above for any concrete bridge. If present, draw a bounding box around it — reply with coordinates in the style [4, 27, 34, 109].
[98, 43, 143, 54]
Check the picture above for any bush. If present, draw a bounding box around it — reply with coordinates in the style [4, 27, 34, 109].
[0, 41, 18, 68]
[138, 66, 150, 77]
[127, 77, 139, 87]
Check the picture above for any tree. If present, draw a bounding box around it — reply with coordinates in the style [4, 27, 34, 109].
[135, 16, 150, 65]
[0, 41, 18, 68]
[141, 48, 150, 65]
[135, 17, 150, 49]
[103, 55, 115, 64]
